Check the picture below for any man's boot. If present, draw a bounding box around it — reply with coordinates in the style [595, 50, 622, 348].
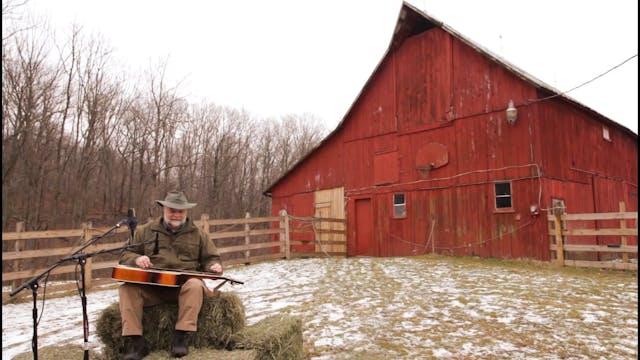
[171, 330, 190, 357]
[123, 335, 149, 360]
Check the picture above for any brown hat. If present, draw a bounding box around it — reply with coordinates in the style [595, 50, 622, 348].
[156, 191, 197, 209]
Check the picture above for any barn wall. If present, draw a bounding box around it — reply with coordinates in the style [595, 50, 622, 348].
[395, 26, 452, 131]
[534, 95, 638, 215]
[269, 129, 346, 200]
[348, 28, 551, 260]
[342, 55, 397, 141]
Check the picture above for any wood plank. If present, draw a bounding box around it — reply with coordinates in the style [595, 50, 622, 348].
[315, 229, 347, 235]
[93, 260, 119, 270]
[198, 216, 281, 226]
[2, 229, 85, 241]
[2, 241, 127, 260]
[564, 212, 638, 221]
[620, 202, 629, 263]
[290, 216, 347, 223]
[564, 228, 637, 236]
[546, 212, 638, 221]
[210, 228, 283, 240]
[2, 260, 117, 282]
[550, 244, 638, 253]
[290, 240, 347, 246]
[554, 214, 564, 266]
[218, 241, 284, 254]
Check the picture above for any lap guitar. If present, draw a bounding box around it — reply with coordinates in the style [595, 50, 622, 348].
[112, 265, 244, 295]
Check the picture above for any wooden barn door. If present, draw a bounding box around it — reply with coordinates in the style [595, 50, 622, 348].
[354, 198, 376, 256]
[314, 187, 345, 254]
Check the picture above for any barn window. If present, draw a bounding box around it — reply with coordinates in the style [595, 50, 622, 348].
[393, 193, 406, 218]
[494, 182, 512, 209]
[602, 126, 611, 142]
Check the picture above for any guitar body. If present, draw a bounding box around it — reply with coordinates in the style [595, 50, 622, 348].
[111, 265, 243, 288]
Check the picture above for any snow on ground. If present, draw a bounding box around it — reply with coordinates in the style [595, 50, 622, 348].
[2, 256, 638, 359]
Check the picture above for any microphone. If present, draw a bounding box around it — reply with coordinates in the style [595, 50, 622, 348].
[127, 208, 138, 239]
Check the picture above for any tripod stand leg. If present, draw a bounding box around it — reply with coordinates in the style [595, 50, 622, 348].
[30, 283, 39, 360]
[80, 258, 90, 360]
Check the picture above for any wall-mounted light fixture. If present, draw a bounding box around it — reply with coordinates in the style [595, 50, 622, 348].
[529, 204, 539, 216]
[506, 100, 518, 125]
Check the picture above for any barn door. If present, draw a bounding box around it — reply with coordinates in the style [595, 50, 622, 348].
[314, 187, 345, 254]
[354, 198, 376, 256]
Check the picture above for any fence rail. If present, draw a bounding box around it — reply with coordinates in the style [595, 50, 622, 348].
[548, 201, 638, 270]
[2, 210, 347, 296]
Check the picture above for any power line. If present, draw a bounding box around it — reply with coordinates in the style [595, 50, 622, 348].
[529, 54, 638, 104]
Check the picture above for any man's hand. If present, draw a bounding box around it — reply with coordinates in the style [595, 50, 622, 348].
[135, 255, 153, 268]
[209, 262, 222, 274]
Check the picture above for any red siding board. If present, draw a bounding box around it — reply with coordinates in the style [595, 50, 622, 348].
[344, 56, 397, 141]
[395, 28, 453, 132]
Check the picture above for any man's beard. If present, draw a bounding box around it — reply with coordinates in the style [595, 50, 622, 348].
[165, 217, 186, 229]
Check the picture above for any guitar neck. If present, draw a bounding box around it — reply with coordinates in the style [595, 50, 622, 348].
[150, 267, 244, 285]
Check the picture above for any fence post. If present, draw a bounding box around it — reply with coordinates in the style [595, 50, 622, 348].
[11, 221, 25, 292]
[245, 212, 251, 264]
[553, 214, 564, 267]
[279, 210, 290, 259]
[82, 222, 93, 289]
[619, 201, 628, 263]
[199, 213, 210, 234]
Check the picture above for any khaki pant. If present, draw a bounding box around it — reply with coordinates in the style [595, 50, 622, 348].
[119, 278, 207, 336]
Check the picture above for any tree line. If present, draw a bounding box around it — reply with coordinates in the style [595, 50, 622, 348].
[2, 1, 328, 231]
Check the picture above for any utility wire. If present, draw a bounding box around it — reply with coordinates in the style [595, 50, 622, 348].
[529, 54, 638, 104]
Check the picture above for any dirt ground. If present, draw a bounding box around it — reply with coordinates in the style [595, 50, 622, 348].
[3, 256, 638, 359]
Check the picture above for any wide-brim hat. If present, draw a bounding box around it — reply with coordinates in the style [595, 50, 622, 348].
[156, 191, 197, 209]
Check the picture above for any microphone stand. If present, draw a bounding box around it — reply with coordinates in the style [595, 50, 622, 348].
[66, 241, 154, 360]
[9, 218, 143, 360]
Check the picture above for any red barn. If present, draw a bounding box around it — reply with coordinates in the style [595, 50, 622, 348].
[264, 2, 638, 261]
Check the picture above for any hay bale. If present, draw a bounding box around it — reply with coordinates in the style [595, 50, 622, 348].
[96, 302, 127, 360]
[96, 291, 246, 360]
[12, 344, 257, 360]
[12, 344, 106, 360]
[233, 315, 304, 360]
[140, 348, 257, 360]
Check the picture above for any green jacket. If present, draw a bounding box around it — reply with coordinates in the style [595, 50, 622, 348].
[119, 216, 221, 272]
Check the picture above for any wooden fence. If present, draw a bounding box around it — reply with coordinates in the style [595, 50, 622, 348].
[2, 210, 347, 295]
[548, 202, 638, 270]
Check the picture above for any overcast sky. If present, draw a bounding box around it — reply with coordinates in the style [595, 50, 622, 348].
[17, 0, 639, 133]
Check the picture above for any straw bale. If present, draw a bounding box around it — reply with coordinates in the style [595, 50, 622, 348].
[138, 348, 257, 359]
[233, 315, 304, 360]
[96, 291, 246, 360]
[12, 344, 106, 360]
[12, 344, 258, 360]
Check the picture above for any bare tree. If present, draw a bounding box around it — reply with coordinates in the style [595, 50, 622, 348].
[2, 25, 61, 229]
[2, 3, 329, 230]
[66, 33, 123, 225]
[2, 0, 37, 43]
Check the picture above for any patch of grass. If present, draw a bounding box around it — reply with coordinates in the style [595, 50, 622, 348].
[375, 338, 408, 355]
[414, 254, 638, 279]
